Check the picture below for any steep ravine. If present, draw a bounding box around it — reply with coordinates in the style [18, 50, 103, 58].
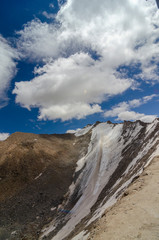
[0, 119, 159, 240]
[40, 119, 159, 240]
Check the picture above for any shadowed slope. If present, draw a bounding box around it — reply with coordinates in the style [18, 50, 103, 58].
[0, 131, 91, 239]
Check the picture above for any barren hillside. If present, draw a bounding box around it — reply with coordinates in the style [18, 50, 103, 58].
[0, 119, 158, 240]
[0, 131, 91, 239]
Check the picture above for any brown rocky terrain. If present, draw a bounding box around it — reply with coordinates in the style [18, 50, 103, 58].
[0, 131, 91, 239]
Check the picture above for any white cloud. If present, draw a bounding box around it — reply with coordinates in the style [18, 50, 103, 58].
[128, 94, 157, 108]
[13, 53, 131, 121]
[38, 103, 102, 121]
[0, 35, 18, 108]
[104, 94, 158, 122]
[49, 3, 55, 9]
[0, 133, 10, 141]
[42, 11, 55, 19]
[14, 0, 159, 121]
[117, 111, 157, 123]
[17, 0, 159, 67]
[143, 94, 157, 102]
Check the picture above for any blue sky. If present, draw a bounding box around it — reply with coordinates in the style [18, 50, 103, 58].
[0, 0, 159, 138]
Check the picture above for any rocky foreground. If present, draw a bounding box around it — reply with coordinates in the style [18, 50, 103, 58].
[90, 156, 159, 240]
[0, 119, 159, 240]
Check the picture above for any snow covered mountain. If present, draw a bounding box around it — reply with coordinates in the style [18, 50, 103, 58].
[40, 119, 159, 240]
[0, 119, 158, 240]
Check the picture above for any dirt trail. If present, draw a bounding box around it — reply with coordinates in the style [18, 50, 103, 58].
[90, 156, 159, 240]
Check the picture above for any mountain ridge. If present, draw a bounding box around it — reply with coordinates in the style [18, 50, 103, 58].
[0, 119, 159, 240]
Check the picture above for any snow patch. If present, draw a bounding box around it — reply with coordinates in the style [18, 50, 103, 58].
[75, 157, 86, 172]
[72, 231, 90, 240]
[75, 125, 93, 136]
[0, 133, 10, 141]
[67, 128, 81, 134]
[144, 144, 159, 168]
[40, 224, 56, 240]
[35, 173, 42, 180]
[11, 231, 17, 235]
[51, 207, 56, 211]
[146, 118, 158, 136]
[66, 125, 93, 137]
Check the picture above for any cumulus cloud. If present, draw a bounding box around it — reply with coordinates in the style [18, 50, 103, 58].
[0, 133, 10, 141]
[117, 111, 156, 123]
[14, 0, 159, 121]
[38, 103, 102, 121]
[13, 53, 132, 121]
[0, 35, 18, 108]
[104, 94, 158, 122]
[17, 0, 159, 66]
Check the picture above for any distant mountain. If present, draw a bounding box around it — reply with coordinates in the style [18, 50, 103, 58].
[0, 119, 159, 240]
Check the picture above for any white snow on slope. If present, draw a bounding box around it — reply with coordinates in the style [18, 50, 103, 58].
[40, 119, 159, 240]
[67, 128, 81, 134]
[0, 133, 10, 141]
[75, 156, 86, 172]
[146, 118, 158, 136]
[51, 123, 124, 240]
[87, 168, 143, 226]
[75, 125, 93, 137]
[88, 121, 159, 224]
[34, 172, 43, 180]
[72, 231, 90, 240]
[67, 125, 93, 137]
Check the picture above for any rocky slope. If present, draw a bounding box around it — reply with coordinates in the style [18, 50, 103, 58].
[0, 132, 90, 239]
[89, 155, 159, 240]
[0, 119, 159, 240]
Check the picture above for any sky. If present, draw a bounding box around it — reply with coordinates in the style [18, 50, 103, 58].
[0, 0, 159, 139]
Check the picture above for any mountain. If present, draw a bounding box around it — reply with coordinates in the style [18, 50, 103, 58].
[0, 119, 159, 240]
